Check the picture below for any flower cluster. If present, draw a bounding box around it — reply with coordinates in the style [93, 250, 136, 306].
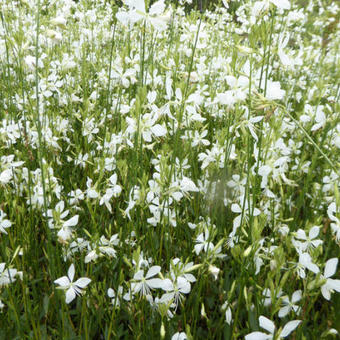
[0, 0, 339, 338]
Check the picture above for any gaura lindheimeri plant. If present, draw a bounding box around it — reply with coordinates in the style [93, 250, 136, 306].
[245, 316, 301, 340]
[0, 0, 339, 337]
[54, 264, 91, 304]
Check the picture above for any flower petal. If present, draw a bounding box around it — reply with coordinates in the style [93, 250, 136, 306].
[126, 0, 145, 12]
[151, 124, 167, 137]
[180, 177, 198, 192]
[245, 332, 271, 340]
[0, 169, 12, 184]
[328, 279, 340, 292]
[231, 203, 242, 213]
[306, 262, 320, 274]
[278, 305, 290, 318]
[321, 284, 331, 300]
[160, 292, 174, 303]
[177, 277, 190, 294]
[292, 290, 302, 303]
[147, 278, 163, 289]
[149, 0, 165, 15]
[54, 276, 70, 287]
[159, 278, 173, 291]
[64, 215, 79, 228]
[74, 277, 91, 288]
[67, 264, 75, 282]
[133, 270, 144, 281]
[281, 320, 301, 337]
[324, 258, 338, 278]
[296, 229, 306, 240]
[259, 316, 275, 334]
[65, 287, 76, 304]
[270, 0, 291, 10]
[309, 226, 319, 239]
[146, 266, 161, 279]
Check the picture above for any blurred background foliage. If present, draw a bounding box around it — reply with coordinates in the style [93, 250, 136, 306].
[100, 0, 240, 13]
[76, 0, 338, 13]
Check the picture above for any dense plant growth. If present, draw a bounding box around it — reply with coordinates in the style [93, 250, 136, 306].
[0, 0, 339, 338]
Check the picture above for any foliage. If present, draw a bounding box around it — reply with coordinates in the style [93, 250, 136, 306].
[0, 0, 339, 338]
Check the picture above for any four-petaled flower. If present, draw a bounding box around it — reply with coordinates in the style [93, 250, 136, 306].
[131, 266, 163, 296]
[54, 264, 91, 304]
[194, 229, 214, 255]
[245, 316, 301, 340]
[293, 226, 323, 252]
[278, 290, 302, 318]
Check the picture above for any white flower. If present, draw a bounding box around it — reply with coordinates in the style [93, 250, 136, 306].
[169, 258, 197, 284]
[216, 91, 236, 107]
[159, 277, 191, 308]
[311, 106, 326, 132]
[208, 264, 220, 280]
[50, 16, 67, 28]
[85, 248, 98, 264]
[231, 201, 260, 232]
[222, 301, 232, 325]
[191, 130, 210, 147]
[100, 174, 122, 213]
[68, 189, 84, 205]
[262, 288, 284, 307]
[278, 290, 302, 318]
[108, 286, 124, 307]
[99, 234, 119, 257]
[180, 176, 199, 193]
[24, 55, 43, 70]
[0, 169, 12, 185]
[270, 0, 290, 10]
[296, 252, 319, 279]
[124, 185, 140, 220]
[194, 229, 214, 255]
[46, 201, 69, 229]
[277, 33, 295, 68]
[327, 202, 340, 243]
[293, 226, 323, 252]
[86, 177, 99, 199]
[253, 0, 290, 16]
[46, 29, 62, 43]
[0, 210, 12, 234]
[116, 0, 169, 31]
[245, 316, 301, 340]
[171, 332, 187, 340]
[126, 113, 167, 143]
[131, 266, 163, 296]
[74, 153, 88, 168]
[82, 117, 99, 142]
[320, 258, 340, 300]
[333, 124, 340, 148]
[58, 215, 79, 242]
[0, 263, 22, 286]
[54, 264, 91, 304]
[265, 81, 286, 101]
